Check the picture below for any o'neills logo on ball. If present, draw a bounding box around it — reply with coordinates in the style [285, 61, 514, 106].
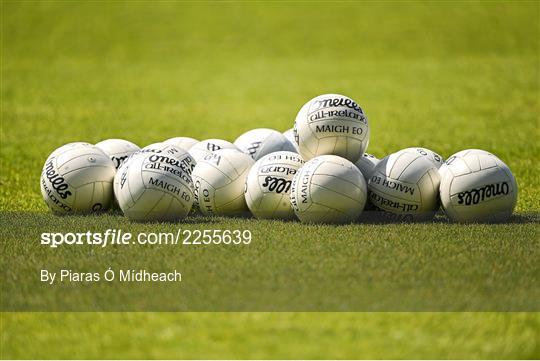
[41, 177, 72, 212]
[262, 176, 291, 194]
[307, 98, 367, 125]
[148, 154, 187, 169]
[44, 159, 71, 199]
[146, 154, 193, 183]
[457, 182, 510, 205]
[309, 96, 363, 113]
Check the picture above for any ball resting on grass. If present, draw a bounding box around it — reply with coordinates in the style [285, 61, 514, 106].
[438, 148, 493, 180]
[191, 149, 255, 216]
[40, 143, 116, 213]
[368, 150, 441, 221]
[439, 152, 517, 223]
[290, 155, 367, 224]
[245, 151, 305, 219]
[139, 142, 196, 173]
[398, 147, 444, 169]
[112, 143, 196, 209]
[114, 152, 194, 222]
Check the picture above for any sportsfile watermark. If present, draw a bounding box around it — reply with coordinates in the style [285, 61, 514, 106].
[40, 268, 182, 284]
[40, 229, 252, 248]
[3, 212, 538, 312]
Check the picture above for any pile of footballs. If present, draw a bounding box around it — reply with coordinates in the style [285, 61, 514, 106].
[41, 93, 518, 224]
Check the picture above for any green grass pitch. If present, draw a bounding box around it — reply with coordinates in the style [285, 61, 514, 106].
[1, 1, 539, 359]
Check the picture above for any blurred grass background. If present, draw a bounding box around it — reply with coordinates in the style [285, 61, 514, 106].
[2, 1, 538, 211]
[1, 1, 539, 359]
[3, 312, 539, 359]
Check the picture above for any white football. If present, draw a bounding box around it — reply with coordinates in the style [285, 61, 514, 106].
[113, 152, 143, 204]
[234, 128, 297, 160]
[368, 150, 441, 220]
[439, 149, 493, 180]
[245, 151, 305, 219]
[399, 147, 444, 168]
[188, 139, 239, 162]
[114, 143, 195, 205]
[114, 152, 194, 221]
[191, 149, 255, 216]
[140, 142, 197, 211]
[163, 136, 199, 150]
[47, 142, 93, 157]
[40, 143, 116, 213]
[282, 128, 300, 153]
[354, 153, 380, 182]
[439, 153, 517, 223]
[290, 155, 367, 224]
[95, 138, 140, 169]
[294, 94, 369, 163]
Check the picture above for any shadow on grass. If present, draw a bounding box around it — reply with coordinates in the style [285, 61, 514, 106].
[355, 211, 539, 225]
[1, 211, 538, 226]
[0, 211, 224, 225]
